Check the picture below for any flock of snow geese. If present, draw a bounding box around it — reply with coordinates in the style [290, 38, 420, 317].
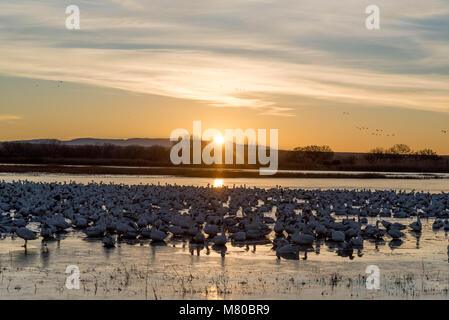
[0, 181, 448, 260]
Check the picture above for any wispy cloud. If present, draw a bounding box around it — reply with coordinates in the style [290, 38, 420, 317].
[0, 114, 22, 122]
[110, 0, 143, 10]
[0, 0, 448, 115]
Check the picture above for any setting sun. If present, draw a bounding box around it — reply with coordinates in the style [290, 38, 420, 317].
[213, 135, 225, 145]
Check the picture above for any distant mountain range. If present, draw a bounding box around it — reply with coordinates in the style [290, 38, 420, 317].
[5, 138, 172, 147]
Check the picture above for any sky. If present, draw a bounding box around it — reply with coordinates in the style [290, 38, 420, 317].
[0, 0, 449, 153]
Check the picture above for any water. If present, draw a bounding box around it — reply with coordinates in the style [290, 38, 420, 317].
[1, 171, 448, 299]
[1, 218, 448, 299]
[0, 172, 448, 192]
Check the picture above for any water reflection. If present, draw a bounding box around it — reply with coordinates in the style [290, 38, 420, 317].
[410, 231, 421, 249]
[213, 179, 223, 188]
[150, 218, 449, 263]
[337, 247, 354, 259]
[389, 239, 403, 249]
[203, 284, 223, 300]
[1, 218, 448, 268]
[189, 243, 204, 256]
[2, 172, 449, 192]
[211, 244, 227, 258]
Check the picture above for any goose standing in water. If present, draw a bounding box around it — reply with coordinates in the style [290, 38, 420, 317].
[291, 231, 314, 245]
[102, 234, 116, 248]
[40, 223, 55, 240]
[331, 231, 345, 242]
[150, 229, 168, 242]
[443, 219, 449, 231]
[16, 227, 37, 250]
[388, 228, 405, 239]
[212, 232, 227, 246]
[276, 243, 299, 260]
[349, 235, 364, 247]
[409, 215, 422, 232]
[193, 231, 206, 244]
[433, 219, 443, 229]
[232, 231, 246, 242]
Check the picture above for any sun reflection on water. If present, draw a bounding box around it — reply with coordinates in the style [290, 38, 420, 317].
[213, 179, 224, 188]
[203, 284, 223, 300]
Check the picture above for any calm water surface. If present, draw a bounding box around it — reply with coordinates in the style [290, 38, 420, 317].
[0, 172, 448, 192]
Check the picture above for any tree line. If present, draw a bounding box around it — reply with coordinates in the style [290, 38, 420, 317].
[0, 142, 446, 172]
[0, 142, 170, 164]
[366, 144, 440, 161]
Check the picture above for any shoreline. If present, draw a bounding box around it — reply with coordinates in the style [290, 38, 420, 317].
[0, 164, 446, 179]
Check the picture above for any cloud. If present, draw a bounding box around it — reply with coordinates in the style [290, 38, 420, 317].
[109, 0, 145, 10]
[0, 0, 448, 115]
[0, 114, 22, 121]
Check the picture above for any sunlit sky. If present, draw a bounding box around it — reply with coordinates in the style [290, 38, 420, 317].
[1, 0, 449, 153]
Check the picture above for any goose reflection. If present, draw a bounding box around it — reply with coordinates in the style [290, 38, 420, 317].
[337, 247, 354, 260]
[150, 240, 166, 247]
[315, 238, 324, 254]
[389, 239, 404, 250]
[189, 242, 205, 256]
[212, 244, 227, 258]
[410, 231, 421, 249]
